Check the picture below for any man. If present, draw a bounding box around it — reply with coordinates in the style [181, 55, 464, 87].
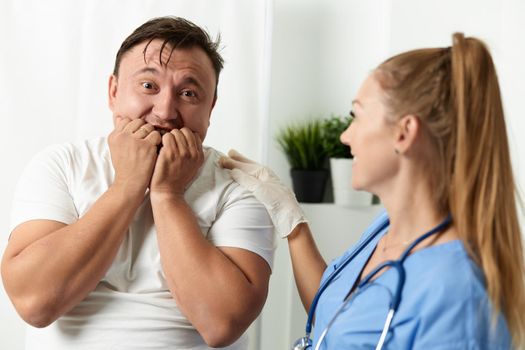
[1, 16, 275, 350]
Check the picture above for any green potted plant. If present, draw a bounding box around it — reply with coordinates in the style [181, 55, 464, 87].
[276, 119, 329, 203]
[322, 114, 372, 206]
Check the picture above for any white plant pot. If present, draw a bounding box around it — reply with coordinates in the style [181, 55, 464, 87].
[330, 158, 373, 206]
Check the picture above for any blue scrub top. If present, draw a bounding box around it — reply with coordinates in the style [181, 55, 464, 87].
[312, 211, 512, 349]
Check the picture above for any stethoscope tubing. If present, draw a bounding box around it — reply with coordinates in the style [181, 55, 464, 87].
[303, 214, 452, 349]
[304, 214, 390, 335]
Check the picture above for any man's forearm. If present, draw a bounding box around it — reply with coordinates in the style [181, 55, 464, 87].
[150, 194, 268, 347]
[1, 183, 145, 327]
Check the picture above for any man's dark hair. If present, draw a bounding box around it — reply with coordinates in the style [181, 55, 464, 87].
[113, 16, 224, 89]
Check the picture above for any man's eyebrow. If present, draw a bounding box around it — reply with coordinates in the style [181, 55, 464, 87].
[133, 67, 159, 76]
[132, 68, 206, 92]
[181, 76, 202, 88]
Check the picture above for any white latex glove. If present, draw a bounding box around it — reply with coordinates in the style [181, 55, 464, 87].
[220, 149, 307, 238]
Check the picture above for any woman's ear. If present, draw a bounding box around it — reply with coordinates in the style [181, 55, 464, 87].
[393, 114, 420, 155]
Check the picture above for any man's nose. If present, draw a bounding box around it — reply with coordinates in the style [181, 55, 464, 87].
[152, 89, 178, 121]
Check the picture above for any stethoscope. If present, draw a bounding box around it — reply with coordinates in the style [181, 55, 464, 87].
[292, 214, 452, 350]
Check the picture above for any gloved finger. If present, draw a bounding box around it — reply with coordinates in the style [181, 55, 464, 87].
[227, 149, 257, 164]
[230, 168, 261, 191]
[220, 155, 257, 174]
[219, 156, 238, 170]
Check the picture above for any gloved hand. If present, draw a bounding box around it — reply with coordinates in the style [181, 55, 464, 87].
[220, 149, 307, 238]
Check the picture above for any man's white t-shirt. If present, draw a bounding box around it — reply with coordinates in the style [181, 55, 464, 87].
[10, 137, 275, 350]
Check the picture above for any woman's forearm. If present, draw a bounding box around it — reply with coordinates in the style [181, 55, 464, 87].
[287, 223, 327, 312]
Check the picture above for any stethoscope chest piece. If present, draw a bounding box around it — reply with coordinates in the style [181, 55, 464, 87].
[292, 336, 312, 350]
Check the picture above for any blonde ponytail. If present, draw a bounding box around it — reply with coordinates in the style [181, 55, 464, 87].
[375, 33, 525, 347]
[450, 33, 525, 347]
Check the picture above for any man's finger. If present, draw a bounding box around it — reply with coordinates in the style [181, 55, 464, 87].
[132, 123, 155, 139]
[114, 116, 132, 131]
[144, 130, 162, 146]
[194, 132, 203, 147]
[171, 129, 189, 155]
[123, 119, 147, 134]
[161, 132, 177, 154]
[180, 128, 199, 154]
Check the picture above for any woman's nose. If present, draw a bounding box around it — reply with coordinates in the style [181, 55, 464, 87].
[340, 124, 352, 146]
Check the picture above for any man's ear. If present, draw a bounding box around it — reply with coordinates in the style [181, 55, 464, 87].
[393, 114, 420, 154]
[108, 74, 118, 111]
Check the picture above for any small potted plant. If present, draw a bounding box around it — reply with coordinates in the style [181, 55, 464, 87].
[322, 114, 372, 206]
[276, 119, 329, 203]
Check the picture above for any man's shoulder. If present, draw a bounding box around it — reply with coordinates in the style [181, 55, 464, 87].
[25, 137, 110, 184]
[69, 137, 109, 159]
[193, 146, 236, 194]
[190, 146, 256, 204]
[202, 146, 222, 163]
[35, 137, 108, 161]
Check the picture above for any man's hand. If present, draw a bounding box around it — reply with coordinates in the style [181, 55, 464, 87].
[108, 116, 161, 193]
[2, 116, 163, 327]
[148, 137, 270, 347]
[150, 127, 204, 198]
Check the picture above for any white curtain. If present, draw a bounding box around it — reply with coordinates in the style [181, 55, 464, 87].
[0, 1, 272, 349]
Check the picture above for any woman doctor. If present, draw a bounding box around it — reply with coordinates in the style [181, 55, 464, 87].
[220, 33, 525, 349]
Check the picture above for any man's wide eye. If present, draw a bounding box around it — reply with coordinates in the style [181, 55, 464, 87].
[142, 82, 154, 89]
[181, 90, 196, 97]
